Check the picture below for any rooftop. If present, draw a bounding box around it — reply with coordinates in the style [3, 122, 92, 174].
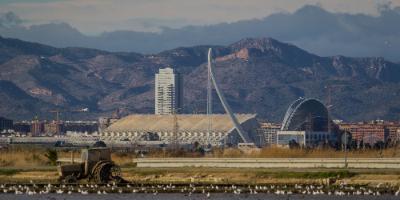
[105, 114, 256, 132]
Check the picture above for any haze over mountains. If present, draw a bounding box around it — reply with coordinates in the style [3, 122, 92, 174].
[0, 5, 399, 61]
[1, 36, 400, 122]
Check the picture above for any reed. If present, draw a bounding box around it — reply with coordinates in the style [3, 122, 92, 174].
[1, 146, 400, 168]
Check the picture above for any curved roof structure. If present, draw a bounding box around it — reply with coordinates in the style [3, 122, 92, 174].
[105, 114, 256, 132]
[281, 98, 329, 131]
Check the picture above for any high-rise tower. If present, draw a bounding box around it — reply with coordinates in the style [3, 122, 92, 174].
[155, 67, 183, 115]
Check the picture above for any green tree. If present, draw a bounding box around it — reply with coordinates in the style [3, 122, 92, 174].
[44, 149, 58, 165]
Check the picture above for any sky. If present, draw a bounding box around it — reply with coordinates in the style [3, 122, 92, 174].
[0, 0, 399, 34]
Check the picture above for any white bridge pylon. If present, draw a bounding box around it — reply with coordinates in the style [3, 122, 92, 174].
[207, 48, 251, 143]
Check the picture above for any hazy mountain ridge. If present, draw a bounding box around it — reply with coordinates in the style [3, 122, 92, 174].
[0, 5, 399, 61]
[0, 36, 400, 122]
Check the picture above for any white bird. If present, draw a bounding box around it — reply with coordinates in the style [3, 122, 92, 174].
[81, 190, 88, 195]
[27, 190, 35, 195]
[206, 192, 211, 198]
[56, 189, 64, 194]
[15, 190, 23, 195]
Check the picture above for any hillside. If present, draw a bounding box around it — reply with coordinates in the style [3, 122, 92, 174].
[0, 36, 400, 122]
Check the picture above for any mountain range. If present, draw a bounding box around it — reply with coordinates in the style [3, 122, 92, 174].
[0, 5, 400, 61]
[0, 35, 400, 122]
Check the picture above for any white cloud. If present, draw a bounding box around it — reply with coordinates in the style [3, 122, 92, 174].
[0, 0, 398, 34]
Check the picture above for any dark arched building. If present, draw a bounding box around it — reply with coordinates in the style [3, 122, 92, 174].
[278, 98, 340, 148]
[281, 98, 329, 132]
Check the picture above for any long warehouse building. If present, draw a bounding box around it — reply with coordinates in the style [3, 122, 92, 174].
[101, 114, 258, 146]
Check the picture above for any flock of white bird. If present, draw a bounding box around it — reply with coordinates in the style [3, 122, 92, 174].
[1, 182, 400, 197]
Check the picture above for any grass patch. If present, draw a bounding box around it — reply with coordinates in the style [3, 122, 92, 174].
[126, 168, 167, 176]
[0, 169, 20, 176]
[271, 170, 356, 179]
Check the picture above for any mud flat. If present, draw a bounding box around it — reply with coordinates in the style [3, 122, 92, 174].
[1, 167, 400, 187]
[1, 167, 400, 197]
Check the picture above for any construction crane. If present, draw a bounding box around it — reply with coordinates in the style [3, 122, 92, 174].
[48, 108, 89, 135]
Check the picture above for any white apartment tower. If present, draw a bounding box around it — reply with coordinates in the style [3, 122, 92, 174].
[155, 67, 183, 115]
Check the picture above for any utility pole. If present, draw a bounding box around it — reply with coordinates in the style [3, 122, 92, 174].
[327, 85, 332, 133]
[344, 131, 348, 168]
[172, 108, 180, 151]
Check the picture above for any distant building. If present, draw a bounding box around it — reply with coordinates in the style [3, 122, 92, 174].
[64, 121, 98, 134]
[13, 122, 31, 134]
[155, 67, 183, 115]
[281, 98, 331, 132]
[256, 122, 281, 147]
[30, 117, 44, 136]
[100, 114, 258, 147]
[44, 121, 64, 136]
[0, 117, 13, 133]
[279, 98, 340, 147]
[338, 120, 394, 145]
[98, 117, 120, 132]
[43, 121, 99, 136]
[378, 121, 400, 142]
[277, 131, 333, 148]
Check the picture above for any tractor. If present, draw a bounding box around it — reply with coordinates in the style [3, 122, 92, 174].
[57, 147, 124, 183]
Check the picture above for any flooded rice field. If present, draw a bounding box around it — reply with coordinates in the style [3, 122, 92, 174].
[1, 183, 400, 199]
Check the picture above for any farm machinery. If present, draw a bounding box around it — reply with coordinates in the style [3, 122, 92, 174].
[57, 147, 125, 183]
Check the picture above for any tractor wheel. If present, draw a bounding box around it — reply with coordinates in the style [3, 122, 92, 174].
[63, 175, 78, 184]
[92, 161, 113, 183]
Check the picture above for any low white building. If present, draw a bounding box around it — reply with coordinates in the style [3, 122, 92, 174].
[277, 131, 334, 148]
[101, 114, 258, 147]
